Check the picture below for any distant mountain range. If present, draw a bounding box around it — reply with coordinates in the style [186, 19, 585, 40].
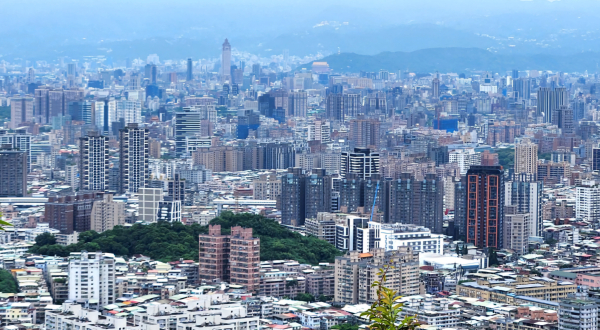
[301, 48, 600, 74]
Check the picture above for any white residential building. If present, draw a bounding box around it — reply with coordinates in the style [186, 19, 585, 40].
[131, 294, 259, 330]
[308, 120, 331, 143]
[116, 99, 143, 125]
[504, 211, 532, 255]
[369, 222, 444, 254]
[46, 303, 158, 330]
[449, 148, 481, 175]
[67, 251, 115, 307]
[400, 295, 461, 328]
[65, 164, 78, 188]
[94, 99, 117, 135]
[576, 180, 600, 225]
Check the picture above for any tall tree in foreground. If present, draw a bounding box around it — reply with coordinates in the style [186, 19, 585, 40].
[360, 265, 420, 330]
[0, 212, 11, 231]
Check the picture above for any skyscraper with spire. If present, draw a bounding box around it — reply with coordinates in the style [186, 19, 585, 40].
[221, 39, 231, 83]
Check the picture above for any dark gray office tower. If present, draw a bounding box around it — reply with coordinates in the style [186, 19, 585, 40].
[34, 88, 50, 124]
[281, 168, 306, 226]
[551, 105, 575, 135]
[262, 142, 295, 170]
[388, 173, 444, 234]
[428, 146, 449, 166]
[280, 168, 332, 226]
[108, 167, 120, 193]
[339, 173, 362, 213]
[538, 87, 569, 123]
[151, 65, 158, 84]
[79, 131, 109, 192]
[119, 123, 149, 194]
[69, 100, 92, 124]
[513, 78, 531, 99]
[593, 149, 600, 171]
[258, 93, 275, 117]
[186, 58, 193, 81]
[304, 169, 333, 220]
[432, 77, 440, 99]
[453, 177, 467, 239]
[572, 99, 586, 122]
[0, 144, 27, 197]
[252, 63, 261, 78]
[465, 166, 504, 249]
[326, 93, 344, 121]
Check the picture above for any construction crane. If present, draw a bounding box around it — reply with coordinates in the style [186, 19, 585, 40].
[369, 180, 380, 222]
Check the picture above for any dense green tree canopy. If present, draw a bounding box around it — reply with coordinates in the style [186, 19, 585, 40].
[212, 212, 343, 264]
[29, 212, 342, 264]
[0, 269, 18, 293]
[495, 148, 514, 168]
[35, 232, 56, 246]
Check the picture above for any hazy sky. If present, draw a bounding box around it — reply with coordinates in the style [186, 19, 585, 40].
[2, 0, 600, 60]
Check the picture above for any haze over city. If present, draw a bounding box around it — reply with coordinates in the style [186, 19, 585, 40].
[1, 1, 600, 330]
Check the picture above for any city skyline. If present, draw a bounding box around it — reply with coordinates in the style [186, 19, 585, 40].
[2, 2, 600, 329]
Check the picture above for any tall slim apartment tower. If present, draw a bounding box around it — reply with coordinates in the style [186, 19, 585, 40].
[79, 131, 109, 191]
[465, 166, 505, 249]
[221, 39, 231, 83]
[34, 88, 49, 124]
[186, 58, 193, 81]
[280, 168, 306, 226]
[27, 68, 35, 83]
[68, 251, 115, 306]
[505, 177, 542, 237]
[593, 148, 600, 171]
[151, 64, 157, 84]
[119, 123, 149, 194]
[67, 63, 77, 88]
[514, 139, 538, 177]
[432, 77, 440, 99]
[0, 144, 27, 197]
[167, 173, 185, 201]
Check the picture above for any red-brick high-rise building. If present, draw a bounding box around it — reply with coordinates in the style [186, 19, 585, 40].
[465, 166, 504, 249]
[198, 224, 260, 292]
[229, 226, 260, 292]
